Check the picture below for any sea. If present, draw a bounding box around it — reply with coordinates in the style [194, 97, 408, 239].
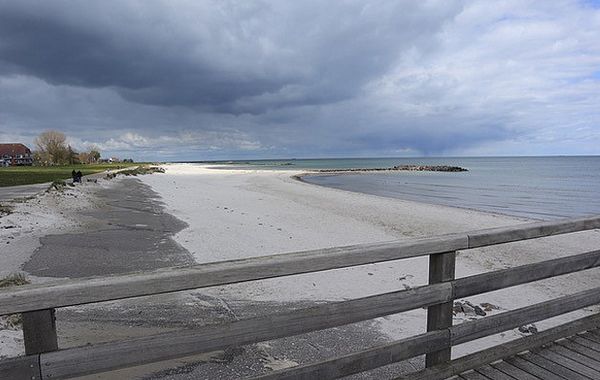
[195, 156, 600, 221]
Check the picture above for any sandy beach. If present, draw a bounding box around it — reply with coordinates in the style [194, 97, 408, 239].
[2, 163, 599, 378]
[139, 164, 600, 355]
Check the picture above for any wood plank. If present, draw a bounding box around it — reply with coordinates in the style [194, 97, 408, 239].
[451, 287, 600, 345]
[454, 250, 600, 298]
[519, 351, 589, 380]
[0, 355, 41, 380]
[536, 348, 600, 379]
[38, 284, 452, 379]
[467, 216, 600, 248]
[459, 370, 491, 380]
[474, 365, 517, 380]
[490, 361, 539, 380]
[574, 335, 600, 352]
[579, 331, 600, 344]
[547, 344, 600, 369]
[588, 330, 600, 342]
[22, 309, 58, 355]
[504, 356, 564, 380]
[426, 251, 456, 367]
[251, 330, 448, 380]
[0, 234, 468, 316]
[559, 339, 600, 361]
[396, 313, 600, 380]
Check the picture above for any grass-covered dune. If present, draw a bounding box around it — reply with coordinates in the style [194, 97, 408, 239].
[0, 163, 140, 187]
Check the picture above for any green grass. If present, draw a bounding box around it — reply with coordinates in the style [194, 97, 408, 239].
[0, 163, 140, 187]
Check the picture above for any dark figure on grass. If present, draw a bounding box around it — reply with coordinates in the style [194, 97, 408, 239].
[73, 170, 83, 183]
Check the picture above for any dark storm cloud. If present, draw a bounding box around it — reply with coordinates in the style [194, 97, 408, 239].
[0, 1, 459, 113]
[1, 1, 599, 159]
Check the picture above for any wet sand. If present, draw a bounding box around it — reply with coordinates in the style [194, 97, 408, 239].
[24, 178, 194, 277]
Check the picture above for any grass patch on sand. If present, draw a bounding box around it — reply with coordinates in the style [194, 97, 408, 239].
[0, 273, 30, 288]
[105, 165, 165, 179]
[0, 163, 141, 187]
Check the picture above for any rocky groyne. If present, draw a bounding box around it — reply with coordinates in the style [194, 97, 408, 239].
[316, 165, 468, 173]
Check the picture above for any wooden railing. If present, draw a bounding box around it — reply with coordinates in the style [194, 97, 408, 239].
[1, 216, 600, 379]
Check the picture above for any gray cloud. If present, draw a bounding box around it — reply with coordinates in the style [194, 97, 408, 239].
[0, 0, 599, 160]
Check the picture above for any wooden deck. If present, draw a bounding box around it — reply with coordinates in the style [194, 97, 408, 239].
[451, 329, 600, 380]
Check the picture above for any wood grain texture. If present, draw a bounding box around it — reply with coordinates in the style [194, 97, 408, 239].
[504, 356, 564, 380]
[454, 249, 600, 298]
[396, 314, 600, 380]
[22, 309, 58, 355]
[0, 355, 40, 380]
[467, 215, 600, 248]
[38, 284, 452, 379]
[426, 251, 456, 367]
[518, 351, 589, 380]
[536, 348, 600, 378]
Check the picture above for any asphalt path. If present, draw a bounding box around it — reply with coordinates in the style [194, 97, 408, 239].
[0, 182, 50, 202]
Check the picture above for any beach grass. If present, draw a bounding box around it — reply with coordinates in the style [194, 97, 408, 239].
[0, 163, 140, 187]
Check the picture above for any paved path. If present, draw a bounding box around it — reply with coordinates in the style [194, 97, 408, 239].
[0, 182, 50, 202]
[452, 329, 600, 380]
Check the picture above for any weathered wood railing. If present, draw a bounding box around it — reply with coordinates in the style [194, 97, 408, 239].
[1, 216, 599, 379]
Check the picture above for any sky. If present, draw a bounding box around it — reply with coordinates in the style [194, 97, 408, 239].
[0, 0, 599, 161]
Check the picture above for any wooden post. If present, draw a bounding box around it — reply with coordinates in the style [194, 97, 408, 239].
[425, 251, 456, 367]
[22, 309, 58, 355]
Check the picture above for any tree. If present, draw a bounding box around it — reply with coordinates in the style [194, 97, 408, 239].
[34, 130, 69, 165]
[88, 146, 101, 163]
[67, 145, 80, 165]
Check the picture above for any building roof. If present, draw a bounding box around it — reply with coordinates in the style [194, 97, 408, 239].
[0, 143, 32, 156]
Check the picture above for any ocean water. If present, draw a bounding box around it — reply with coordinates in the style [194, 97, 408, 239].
[199, 157, 600, 220]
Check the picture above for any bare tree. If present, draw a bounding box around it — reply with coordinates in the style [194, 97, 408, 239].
[88, 146, 101, 163]
[34, 130, 68, 165]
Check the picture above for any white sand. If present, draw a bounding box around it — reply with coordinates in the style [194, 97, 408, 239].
[140, 163, 600, 358]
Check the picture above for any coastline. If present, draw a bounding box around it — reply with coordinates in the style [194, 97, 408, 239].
[139, 163, 600, 357]
[1, 163, 599, 376]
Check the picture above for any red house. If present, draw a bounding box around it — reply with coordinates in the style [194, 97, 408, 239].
[0, 143, 33, 166]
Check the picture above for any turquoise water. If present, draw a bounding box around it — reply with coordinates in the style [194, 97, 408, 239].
[195, 157, 600, 220]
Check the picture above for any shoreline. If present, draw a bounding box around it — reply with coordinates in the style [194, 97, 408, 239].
[139, 164, 600, 351]
[291, 170, 545, 222]
[1, 163, 599, 377]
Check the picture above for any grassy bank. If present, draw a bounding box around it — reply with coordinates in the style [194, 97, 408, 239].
[0, 163, 140, 187]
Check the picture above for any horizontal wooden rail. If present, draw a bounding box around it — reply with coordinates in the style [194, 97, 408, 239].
[454, 249, 600, 298]
[246, 287, 600, 380]
[4, 251, 596, 379]
[1, 215, 599, 316]
[0, 234, 466, 316]
[35, 285, 452, 379]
